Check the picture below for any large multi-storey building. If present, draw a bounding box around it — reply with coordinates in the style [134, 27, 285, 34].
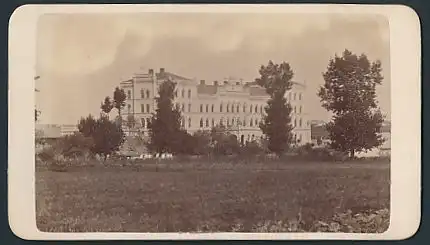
[120, 68, 311, 145]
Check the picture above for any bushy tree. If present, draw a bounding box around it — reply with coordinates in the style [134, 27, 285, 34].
[92, 116, 125, 160]
[78, 114, 97, 137]
[255, 61, 294, 156]
[100, 96, 114, 117]
[113, 87, 127, 121]
[59, 132, 94, 158]
[318, 49, 385, 158]
[147, 80, 182, 155]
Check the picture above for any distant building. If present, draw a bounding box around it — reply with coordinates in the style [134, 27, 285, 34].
[120, 68, 311, 145]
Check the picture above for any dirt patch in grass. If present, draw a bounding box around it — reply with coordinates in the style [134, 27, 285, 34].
[36, 161, 389, 232]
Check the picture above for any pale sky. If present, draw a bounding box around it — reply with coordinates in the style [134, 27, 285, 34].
[35, 13, 390, 125]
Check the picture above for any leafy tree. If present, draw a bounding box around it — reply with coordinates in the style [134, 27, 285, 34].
[210, 125, 240, 155]
[59, 132, 94, 158]
[255, 61, 294, 156]
[100, 96, 114, 117]
[192, 130, 212, 155]
[77, 114, 97, 137]
[147, 80, 182, 155]
[113, 87, 127, 121]
[92, 116, 125, 161]
[318, 49, 385, 158]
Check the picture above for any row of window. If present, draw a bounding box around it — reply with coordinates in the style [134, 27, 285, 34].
[175, 89, 192, 99]
[288, 92, 303, 101]
[199, 103, 265, 114]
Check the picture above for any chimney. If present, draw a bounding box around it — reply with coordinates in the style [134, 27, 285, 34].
[160, 68, 165, 74]
[148, 69, 154, 75]
[214, 81, 218, 86]
[200, 80, 205, 85]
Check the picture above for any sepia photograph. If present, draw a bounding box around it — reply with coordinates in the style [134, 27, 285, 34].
[8, 4, 421, 240]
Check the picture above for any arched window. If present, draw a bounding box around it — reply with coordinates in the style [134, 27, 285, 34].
[200, 104, 203, 113]
[227, 103, 230, 113]
[181, 89, 185, 98]
[220, 103, 223, 112]
[243, 104, 246, 113]
[140, 89, 145, 98]
[250, 105, 253, 113]
[232, 118, 235, 125]
[237, 104, 240, 113]
[188, 117, 191, 127]
[200, 118, 203, 128]
[146, 90, 150, 98]
[255, 105, 258, 113]
[206, 104, 209, 113]
[211, 104, 214, 112]
[250, 118, 253, 127]
[188, 89, 191, 98]
[206, 118, 209, 127]
[299, 118, 302, 127]
[231, 104, 234, 113]
[255, 118, 258, 126]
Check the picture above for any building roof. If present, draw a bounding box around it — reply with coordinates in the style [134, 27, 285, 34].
[156, 72, 191, 81]
[249, 87, 268, 96]
[197, 84, 218, 95]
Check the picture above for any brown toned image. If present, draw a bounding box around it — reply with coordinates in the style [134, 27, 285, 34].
[32, 10, 393, 234]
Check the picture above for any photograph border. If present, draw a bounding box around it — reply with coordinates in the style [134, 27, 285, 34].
[8, 3, 421, 240]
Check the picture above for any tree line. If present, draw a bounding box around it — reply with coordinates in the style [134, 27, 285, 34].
[66, 49, 385, 160]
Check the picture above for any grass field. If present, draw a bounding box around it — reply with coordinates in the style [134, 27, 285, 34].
[36, 159, 390, 232]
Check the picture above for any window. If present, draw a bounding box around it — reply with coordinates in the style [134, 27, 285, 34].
[237, 105, 240, 113]
[140, 89, 144, 98]
[220, 104, 223, 112]
[255, 118, 258, 126]
[182, 103, 185, 112]
[200, 118, 203, 128]
[299, 93, 302, 100]
[200, 104, 203, 113]
[141, 104, 144, 113]
[206, 104, 209, 113]
[212, 118, 215, 127]
[299, 118, 302, 127]
[181, 89, 185, 98]
[255, 105, 258, 113]
[243, 118, 246, 127]
[188, 117, 191, 127]
[146, 104, 150, 113]
[232, 118, 235, 125]
[206, 118, 209, 127]
[294, 93, 296, 100]
[299, 106, 302, 114]
[260, 105, 263, 113]
[146, 90, 150, 98]
[243, 105, 246, 113]
[127, 90, 131, 99]
[211, 104, 214, 113]
[188, 89, 191, 98]
[188, 104, 191, 112]
[220, 118, 223, 126]
[294, 118, 297, 127]
[227, 103, 230, 113]
[141, 118, 145, 128]
[250, 105, 253, 113]
[231, 104, 234, 113]
[250, 119, 253, 127]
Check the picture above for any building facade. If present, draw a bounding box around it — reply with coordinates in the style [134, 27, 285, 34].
[120, 68, 311, 145]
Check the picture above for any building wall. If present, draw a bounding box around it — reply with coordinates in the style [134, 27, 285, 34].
[120, 68, 311, 145]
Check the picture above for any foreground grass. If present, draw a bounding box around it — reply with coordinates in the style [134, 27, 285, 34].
[36, 160, 390, 232]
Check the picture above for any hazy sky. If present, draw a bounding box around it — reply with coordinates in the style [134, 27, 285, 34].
[36, 13, 390, 125]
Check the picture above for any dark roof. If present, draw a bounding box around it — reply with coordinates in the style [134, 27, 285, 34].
[197, 84, 218, 95]
[156, 72, 191, 81]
